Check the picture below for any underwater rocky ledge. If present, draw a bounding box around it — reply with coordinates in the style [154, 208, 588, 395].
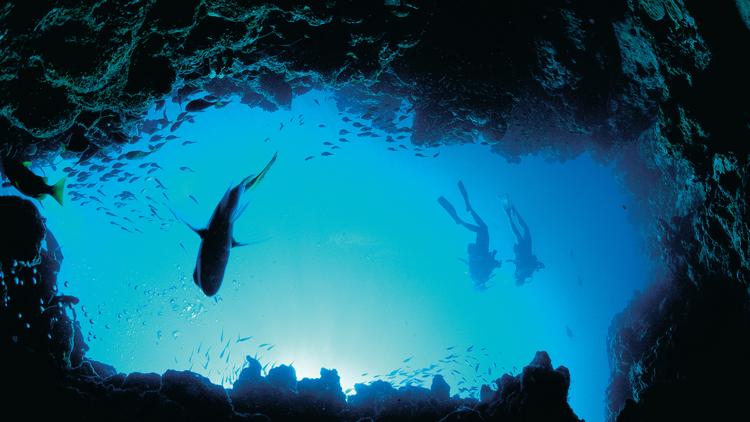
[0, 195, 581, 421]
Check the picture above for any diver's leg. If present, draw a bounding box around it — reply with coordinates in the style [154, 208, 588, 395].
[469, 209, 490, 250]
[506, 208, 522, 241]
[514, 209, 533, 249]
[458, 181, 473, 211]
[438, 196, 479, 232]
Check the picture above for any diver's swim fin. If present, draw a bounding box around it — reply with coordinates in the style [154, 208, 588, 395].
[438, 196, 461, 224]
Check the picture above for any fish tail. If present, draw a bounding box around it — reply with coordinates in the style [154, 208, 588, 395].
[242, 152, 278, 191]
[50, 177, 66, 206]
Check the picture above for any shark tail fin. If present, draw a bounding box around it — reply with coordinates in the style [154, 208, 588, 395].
[242, 152, 278, 191]
[50, 177, 66, 206]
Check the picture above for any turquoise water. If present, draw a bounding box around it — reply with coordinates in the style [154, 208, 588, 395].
[17, 90, 649, 421]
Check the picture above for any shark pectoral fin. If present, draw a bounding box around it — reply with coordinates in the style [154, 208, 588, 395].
[166, 204, 206, 238]
[231, 200, 250, 223]
[232, 237, 248, 248]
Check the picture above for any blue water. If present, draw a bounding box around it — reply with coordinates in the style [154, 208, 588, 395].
[14, 90, 649, 421]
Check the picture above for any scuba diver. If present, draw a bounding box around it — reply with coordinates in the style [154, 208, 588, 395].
[438, 181, 502, 290]
[502, 197, 544, 285]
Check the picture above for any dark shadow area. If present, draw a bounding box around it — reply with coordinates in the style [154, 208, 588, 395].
[1, 1, 749, 420]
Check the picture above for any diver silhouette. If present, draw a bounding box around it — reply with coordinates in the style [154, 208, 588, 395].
[502, 198, 544, 285]
[438, 181, 501, 290]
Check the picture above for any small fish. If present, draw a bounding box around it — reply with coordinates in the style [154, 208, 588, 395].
[185, 98, 215, 112]
[0, 158, 65, 205]
[120, 150, 152, 160]
[170, 120, 185, 132]
[182, 140, 197, 146]
[236, 335, 253, 343]
[565, 325, 574, 339]
[304, 155, 314, 161]
[189, 194, 199, 204]
[321, 152, 333, 156]
[179, 166, 195, 173]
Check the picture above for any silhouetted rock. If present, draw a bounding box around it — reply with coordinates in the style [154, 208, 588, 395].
[480, 352, 581, 422]
[298, 368, 347, 409]
[122, 372, 162, 391]
[438, 407, 485, 422]
[161, 370, 233, 419]
[0, 196, 45, 265]
[431, 374, 451, 401]
[266, 364, 297, 392]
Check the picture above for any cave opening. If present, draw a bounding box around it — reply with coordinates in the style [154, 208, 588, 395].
[18, 88, 660, 422]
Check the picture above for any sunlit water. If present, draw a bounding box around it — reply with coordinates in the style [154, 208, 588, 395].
[7, 90, 651, 422]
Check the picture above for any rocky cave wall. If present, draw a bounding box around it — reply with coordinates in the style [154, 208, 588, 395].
[1, 0, 749, 420]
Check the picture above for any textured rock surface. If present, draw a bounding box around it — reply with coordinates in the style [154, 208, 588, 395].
[1, 0, 749, 420]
